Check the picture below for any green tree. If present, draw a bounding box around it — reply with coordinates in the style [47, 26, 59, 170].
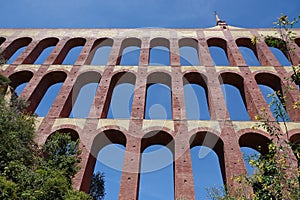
[89, 172, 106, 200]
[0, 56, 97, 199]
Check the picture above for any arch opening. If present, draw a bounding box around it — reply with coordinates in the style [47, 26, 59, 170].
[23, 37, 59, 64]
[105, 72, 136, 119]
[27, 71, 67, 116]
[139, 131, 175, 200]
[150, 38, 170, 66]
[179, 38, 200, 66]
[255, 73, 290, 122]
[53, 38, 86, 65]
[88, 130, 127, 199]
[145, 73, 172, 120]
[239, 132, 270, 176]
[119, 38, 141, 66]
[89, 38, 113, 65]
[68, 72, 101, 118]
[3, 37, 32, 64]
[190, 132, 225, 199]
[183, 73, 210, 120]
[207, 38, 229, 66]
[9, 71, 33, 96]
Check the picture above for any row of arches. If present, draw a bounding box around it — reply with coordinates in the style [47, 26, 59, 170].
[1, 36, 299, 66]
[10, 70, 296, 121]
[48, 128, 300, 199]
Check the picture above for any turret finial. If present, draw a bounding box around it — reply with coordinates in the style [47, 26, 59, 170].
[214, 11, 227, 28]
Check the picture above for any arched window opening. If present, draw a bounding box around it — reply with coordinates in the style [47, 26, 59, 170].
[184, 84, 210, 120]
[238, 46, 261, 66]
[240, 147, 260, 176]
[179, 46, 200, 66]
[150, 38, 170, 66]
[50, 128, 79, 141]
[258, 84, 289, 122]
[107, 83, 134, 119]
[183, 73, 210, 120]
[236, 38, 261, 66]
[9, 71, 33, 96]
[26, 72, 66, 115]
[139, 131, 175, 200]
[239, 133, 270, 176]
[4, 37, 32, 64]
[92, 144, 125, 200]
[145, 73, 172, 119]
[15, 83, 27, 96]
[35, 82, 63, 117]
[207, 38, 229, 66]
[209, 46, 229, 66]
[191, 146, 224, 199]
[62, 46, 84, 65]
[150, 46, 170, 66]
[190, 132, 225, 199]
[179, 38, 200, 66]
[53, 38, 86, 65]
[120, 46, 140, 66]
[102, 72, 136, 119]
[138, 144, 174, 200]
[34, 46, 55, 64]
[69, 82, 98, 118]
[21, 37, 59, 64]
[145, 83, 172, 119]
[221, 84, 250, 121]
[0, 37, 5, 46]
[7, 46, 27, 64]
[88, 130, 126, 200]
[89, 38, 113, 65]
[119, 38, 141, 66]
[220, 73, 249, 120]
[269, 46, 291, 66]
[255, 73, 289, 122]
[290, 134, 300, 167]
[92, 46, 112, 65]
[68, 72, 101, 118]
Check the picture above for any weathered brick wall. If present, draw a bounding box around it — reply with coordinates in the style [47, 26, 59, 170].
[0, 27, 299, 200]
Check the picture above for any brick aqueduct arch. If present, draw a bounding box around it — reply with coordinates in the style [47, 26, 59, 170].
[0, 26, 300, 199]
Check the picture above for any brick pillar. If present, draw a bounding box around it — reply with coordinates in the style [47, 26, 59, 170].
[197, 31, 214, 66]
[220, 121, 251, 195]
[240, 67, 275, 120]
[223, 31, 247, 66]
[75, 38, 96, 66]
[138, 37, 150, 66]
[289, 43, 300, 65]
[169, 37, 181, 66]
[171, 66, 186, 120]
[107, 38, 122, 66]
[205, 67, 229, 120]
[118, 133, 142, 200]
[75, 119, 98, 192]
[88, 66, 114, 118]
[251, 30, 281, 66]
[174, 122, 196, 200]
[130, 66, 147, 119]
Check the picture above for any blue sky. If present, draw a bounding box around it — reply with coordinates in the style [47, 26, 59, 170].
[1, 0, 299, 28]
[5, 0, 299, 199]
